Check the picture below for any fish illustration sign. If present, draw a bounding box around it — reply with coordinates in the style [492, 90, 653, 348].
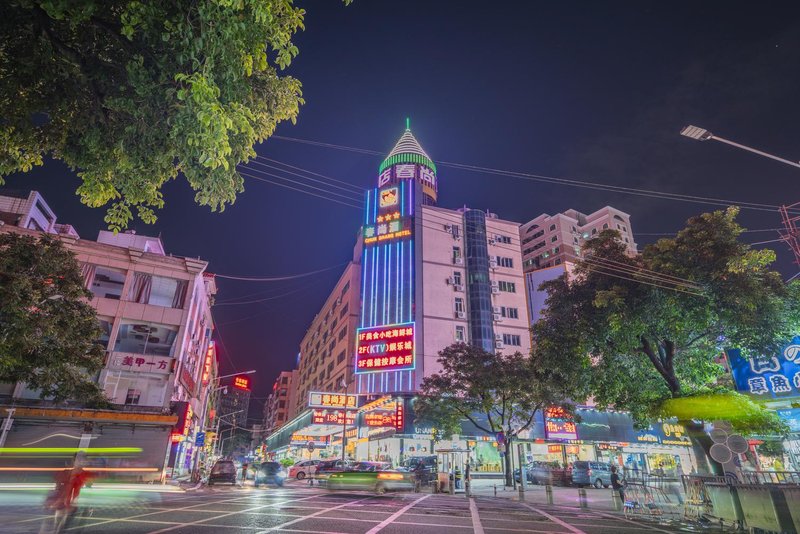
[726, 336, 800, 400]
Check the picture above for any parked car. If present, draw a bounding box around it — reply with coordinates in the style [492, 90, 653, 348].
[254, 462, 288, 487]
[398, 456, 437, 484]
[327, 470, 415, 495]
[208, 460, 237, 486]
[514, 462, 554, 485]
[314, 460, 351, 484]
[288, 460, 319, 480]
[350, 461, 392, 472]
[572, 461, 613, 488]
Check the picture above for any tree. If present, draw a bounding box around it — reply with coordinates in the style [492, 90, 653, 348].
[533, 207, 798, 433]
[0, 0, 314, 230]
[415, 343, 579, 486]
[0, 232, 107, 404]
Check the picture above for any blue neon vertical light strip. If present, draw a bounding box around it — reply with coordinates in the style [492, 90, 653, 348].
[386, 243, 391, 325]
[364, 190, 370, 225]
[361, 244, 368, 326]
[371, 246, 377, 327]
[395, 241, 400, 323]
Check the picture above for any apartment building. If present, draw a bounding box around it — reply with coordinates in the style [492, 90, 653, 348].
[520, 206, 637, 272]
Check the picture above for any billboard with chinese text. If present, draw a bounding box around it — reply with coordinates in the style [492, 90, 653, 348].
[308, 391, 358, 409]
[544, 407, 577, 441]
[355, 322, 415, 374]
[727, 336, 800, 400]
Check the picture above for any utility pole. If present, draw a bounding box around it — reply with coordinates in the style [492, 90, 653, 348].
[0, 408, 16, 448]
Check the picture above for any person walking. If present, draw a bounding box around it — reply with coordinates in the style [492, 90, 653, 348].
[610, 465, 625, 506]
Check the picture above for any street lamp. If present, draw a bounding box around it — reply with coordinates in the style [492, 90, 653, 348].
[215, 370, 256, 382]
[680, 125, 800, 170]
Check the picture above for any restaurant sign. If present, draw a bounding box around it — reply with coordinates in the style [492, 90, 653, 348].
[355, 322, 415, 374]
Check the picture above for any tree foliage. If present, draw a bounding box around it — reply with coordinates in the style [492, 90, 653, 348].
[533, 207, 799, 432]
[0, 232, 107, 404]
[415, 343, 579, 485]
[0, 0, 310, 230]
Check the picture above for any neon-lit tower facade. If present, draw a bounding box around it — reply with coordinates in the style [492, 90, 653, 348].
[355, 122, 434, 394]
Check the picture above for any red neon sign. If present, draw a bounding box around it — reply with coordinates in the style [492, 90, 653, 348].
[311, 409, 356, 425]
[233, 375, 251, 390]
[355, 323, 415, 374]
[202, 342, 215, 385]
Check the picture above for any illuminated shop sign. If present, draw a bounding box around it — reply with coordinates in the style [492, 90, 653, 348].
[634, 422, 691, 446]
[379, 187, 398, 207]
[355, 322, 415, 374]
[363, 211, 412, 245]
[290, 433, 329, 445]
[308, 392, 358, 409]
[233, 375, 251, 391]
[108, 353, 174, 375]
[312, 409, 356, 425]
[364, 410, 397, 427]
[202, 342, 215, 385]
[544, 407, 577, 441]
[727, 336, 800, 399]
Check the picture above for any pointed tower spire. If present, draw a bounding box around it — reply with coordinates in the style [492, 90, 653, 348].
[378, 122, 438, 205]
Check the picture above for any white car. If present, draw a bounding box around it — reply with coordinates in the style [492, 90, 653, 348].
[288, 460, 319, 480]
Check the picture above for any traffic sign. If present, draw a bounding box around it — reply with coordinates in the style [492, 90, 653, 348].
[307, 441, 315, 452]
[195, 432, 205, 446]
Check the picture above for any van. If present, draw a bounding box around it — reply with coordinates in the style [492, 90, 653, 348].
[571, 461, 613, 488]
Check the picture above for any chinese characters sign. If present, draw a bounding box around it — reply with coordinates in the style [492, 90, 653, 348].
[635, 422, 691, 446]
[777, 408, 800, 432]
[364, 410, 397, 427]
[355, 323, 415, 374]
[290, 433, 329, 445]
[308, 392, 358, 409]
[202, 343, 215, 385]
[233, 375, 251, 391]
[109, 353, 173, 375]
[727, 336, 800, 400]
[544, 407, 577, 441]
[363, 210, 413, 245]
[311, 409, 356, 425]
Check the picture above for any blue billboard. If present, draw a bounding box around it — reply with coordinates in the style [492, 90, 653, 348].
[776, 408, 800, 433]
[727, 336, 800, 400]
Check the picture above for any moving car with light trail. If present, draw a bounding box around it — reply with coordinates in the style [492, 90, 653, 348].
[288, 459, 318, 480]
[326, 470, 415, 495]
[254, 461, 288, 487]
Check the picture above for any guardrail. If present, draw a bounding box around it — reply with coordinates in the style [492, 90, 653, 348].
[740, 470, 800, 485]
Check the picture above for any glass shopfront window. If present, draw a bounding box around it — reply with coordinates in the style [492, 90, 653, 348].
[90, 266, 126, 299]
[114, 321, 179, 357]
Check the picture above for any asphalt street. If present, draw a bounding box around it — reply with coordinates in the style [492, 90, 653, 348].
[0, 482, 700, 533]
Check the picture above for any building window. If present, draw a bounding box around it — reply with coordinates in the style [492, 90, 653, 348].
[114, 321, 179, 356]
[452, 246, 462, 263]
[337, 350, 346, 363]
[125, 389, 141, 405]
[603, 223, 609, 229]
[128, 273, 188, 308]
[500, 307, 519, 319]
[339, 303, 349, 318]
[455, 325, 466, 342]
[495, 235, 512, 244]
[453, 271, 463, 286]
[455, 297, 465, 314]
[338, 327, 347, 341]
[341, 281, 350, 296]
[550, 236, 558, 243]
[498, 281, 516, 293]
[592, 228, 597, 235]
[502, 334, 522, 346]
[555, 259, 562, 265]
[549, 224, 556, 231]
[495, 256, 514, 268]
[96, 319, 113, 350]
[90, 266, 126, 300]
[553, 247, 560, 254]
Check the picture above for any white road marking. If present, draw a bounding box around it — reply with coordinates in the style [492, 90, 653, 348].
[145, 494, 321, 534]
[519, 503, 587, 534]
[469, 498, 486, 534]
[363, 494, 431, 534]
[255, 497, 373, 533]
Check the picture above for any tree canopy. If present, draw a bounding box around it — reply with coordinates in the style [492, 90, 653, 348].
[0, 232, 107, 404]
[533, 207, 798, 432]
[415, 343, 579, 485]
[1, 0, 311, 230]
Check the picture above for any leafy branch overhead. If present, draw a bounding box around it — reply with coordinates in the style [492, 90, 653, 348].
[0, 0, 314, 230]
[533, 207, 799, 432]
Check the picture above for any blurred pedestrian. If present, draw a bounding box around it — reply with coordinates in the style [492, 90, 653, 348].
[42, 455, 94, 533]
[610, 465, 625, 505]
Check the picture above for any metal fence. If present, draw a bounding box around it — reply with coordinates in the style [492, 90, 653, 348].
[740, 470, 800, 485]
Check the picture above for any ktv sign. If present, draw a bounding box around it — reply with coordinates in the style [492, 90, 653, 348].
[727, 336, 800, 400]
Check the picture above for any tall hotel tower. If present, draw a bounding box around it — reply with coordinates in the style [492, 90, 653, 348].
[354, 123, 530, 395]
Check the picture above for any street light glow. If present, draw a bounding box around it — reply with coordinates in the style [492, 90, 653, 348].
[680, 125, 713, 141]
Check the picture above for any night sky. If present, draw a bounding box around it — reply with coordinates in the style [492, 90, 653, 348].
[5, 1, 800, 416]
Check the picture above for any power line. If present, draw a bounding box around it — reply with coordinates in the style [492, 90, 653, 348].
[270, 135, 793, 214]
[255, 156, 365, 193]
[636, 228, 784, 236]
[215, 261, 348, 282]
[246, 159, 364, 197]
[748, 238, 786, 246]
[583, 264, 706, 297]
[240, 166, 364, 204]
[240, 170, 362, 210]
[582, 257, 702, 292]
[584, 255, 701, 287]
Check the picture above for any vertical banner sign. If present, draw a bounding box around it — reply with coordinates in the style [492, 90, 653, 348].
[355, 323, 415, 373]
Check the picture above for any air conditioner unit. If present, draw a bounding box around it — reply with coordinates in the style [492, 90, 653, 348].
[495, 341, 505, 349]
[488, 238, 496, 245]
[489, 259, 498, 268]
[454, 257, 464, 265]
[494, 333, 503, 341]
[456, 311, 467, 319]
[446, 277, 455, 285]
[492, 306, 502, 314]
[444, 224, 452, 232]
[491, 287, 500, 294]
[493, 313, 502, 321]
[454, 284, 464, 292]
